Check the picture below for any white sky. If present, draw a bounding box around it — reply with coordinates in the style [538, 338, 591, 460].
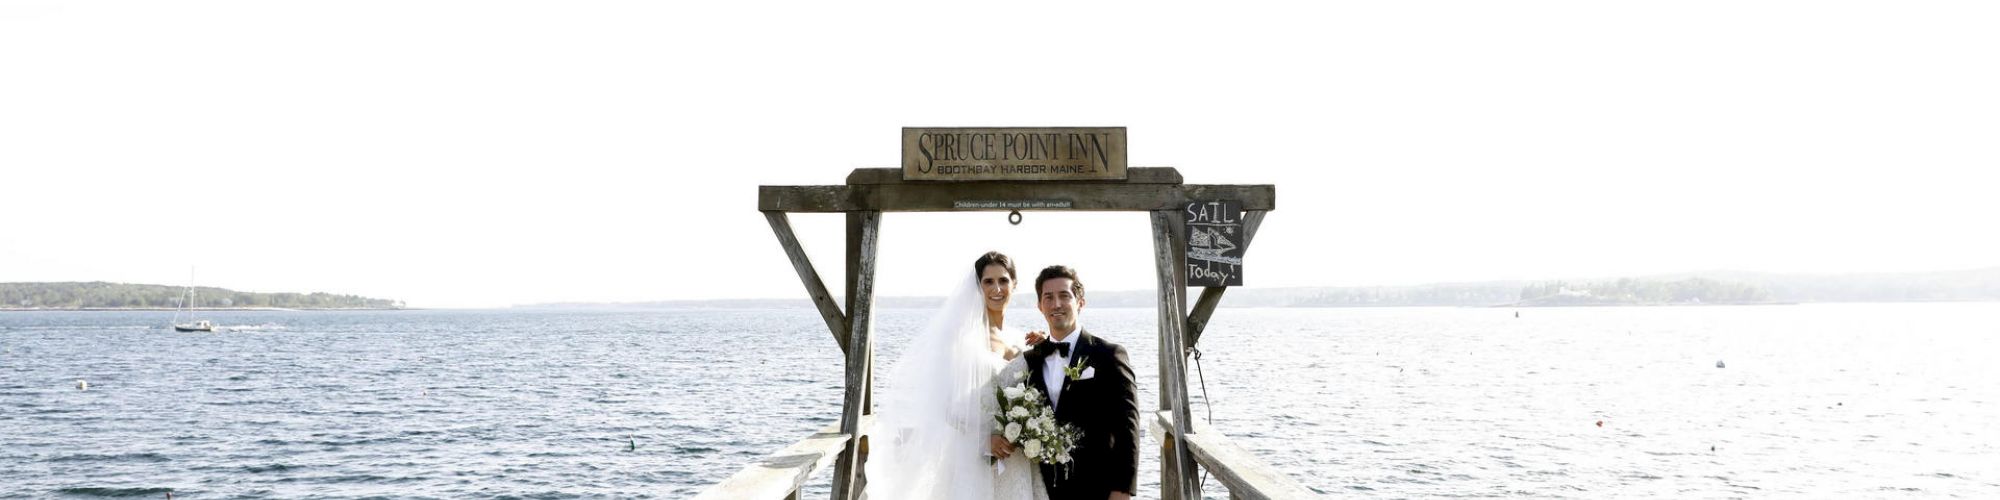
[3, 1, 1995, 308]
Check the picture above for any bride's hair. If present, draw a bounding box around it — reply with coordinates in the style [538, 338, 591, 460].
[973, 251, 1017, 281]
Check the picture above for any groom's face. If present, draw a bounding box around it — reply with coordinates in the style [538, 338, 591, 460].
[1038, 278, 1084, 336]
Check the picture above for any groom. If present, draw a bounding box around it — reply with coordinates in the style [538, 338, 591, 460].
[1023, 265, 1139, 500]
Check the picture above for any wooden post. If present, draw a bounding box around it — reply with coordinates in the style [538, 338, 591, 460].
[845, 211, 876, 495]
[830, 211, 880, 500]
[764, 211, 850, 352]
[847, 212, 875, 413]
[1151, 210, 1199, 500]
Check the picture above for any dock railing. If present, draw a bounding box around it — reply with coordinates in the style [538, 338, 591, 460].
[695, 411, 1320, 499]
[1153, 411, 1320, 499]
[692, 416, 873, 500]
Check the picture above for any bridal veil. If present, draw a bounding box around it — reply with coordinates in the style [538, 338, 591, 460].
[864, 274, 1001, 498]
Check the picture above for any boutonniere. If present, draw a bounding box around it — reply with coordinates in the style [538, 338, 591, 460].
[1064, 356, 1094, 381]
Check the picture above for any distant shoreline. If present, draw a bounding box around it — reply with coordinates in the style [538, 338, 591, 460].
[0, 307, 414, 312]
[1495, 301, 1800, 308]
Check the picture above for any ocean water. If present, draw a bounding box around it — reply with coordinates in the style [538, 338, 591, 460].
[2, 304, 1995, 498]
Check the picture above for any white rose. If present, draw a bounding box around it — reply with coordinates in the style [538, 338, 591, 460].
[1003, 422, 1022, 442]
[1038, 417, 1054, 433]
[1025, 417, 1044, 432]
[1003, 386, 1024, 400]
[1023, 439, 1043, 458]
[1008, 406, 1030, 419]
[1040, 407, 1054, 419]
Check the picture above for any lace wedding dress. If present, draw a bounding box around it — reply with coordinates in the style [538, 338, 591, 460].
[984, 354, 1050, 500]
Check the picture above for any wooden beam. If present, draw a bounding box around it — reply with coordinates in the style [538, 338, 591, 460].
[1184, 210, 1267, 348]
[764, 212, 849, 352]
[847, 212, 875, 414]
[829, 211, 880, 500]
[759, 183, 1274, 213]
[1151, 210, 1199, 500]
[1186, 287, 1228, 349]
[845, 166, 1186, 185]
[693, 416, 875, 500]
[1152, 412, 1320, 499]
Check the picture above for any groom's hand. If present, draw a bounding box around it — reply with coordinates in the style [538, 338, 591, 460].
[1024, 330, 1046, 346]
[988, 435, 1014, 459]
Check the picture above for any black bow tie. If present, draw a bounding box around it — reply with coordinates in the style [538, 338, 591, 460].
[1035, 341, 1071, 357]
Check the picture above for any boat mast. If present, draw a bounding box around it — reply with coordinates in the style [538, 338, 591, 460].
[176, 267, 196, 324]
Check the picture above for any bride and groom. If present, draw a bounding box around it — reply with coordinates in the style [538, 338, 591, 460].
[866, 252, 1140, 500]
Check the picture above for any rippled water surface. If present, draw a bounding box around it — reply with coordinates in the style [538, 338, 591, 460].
[2, 304, 1996, 498]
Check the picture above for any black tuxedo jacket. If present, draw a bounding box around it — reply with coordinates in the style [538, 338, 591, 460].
[1024, 330, 1139, 499]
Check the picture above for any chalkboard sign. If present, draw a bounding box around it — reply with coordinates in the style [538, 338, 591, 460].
[1183, 200, 1243, 287]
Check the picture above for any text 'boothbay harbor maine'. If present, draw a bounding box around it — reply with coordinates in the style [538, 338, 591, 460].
[903, 127, 1127, 181]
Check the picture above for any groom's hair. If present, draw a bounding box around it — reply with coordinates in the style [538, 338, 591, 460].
[974, 251, 1017, 281]
[1035, 265, 1085, 299]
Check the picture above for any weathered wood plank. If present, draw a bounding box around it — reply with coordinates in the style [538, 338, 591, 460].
[764, 212, 849, 352]
[693, 416, 875, 500]
[1151, 210, 1198, 500]
[760, 183, 1274, 213]
[847, 166, 1184, 185]
[846, 212, 874, 414]
[1186, 287, 1227, 349]
[1185, 210, 1267, 348]
[830, 211, 880, 500]
[1151, 411, 1320, 499]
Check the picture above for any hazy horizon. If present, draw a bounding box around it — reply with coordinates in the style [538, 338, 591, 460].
[23, 264, 1997, 309]
[6, 2, 1996, 308]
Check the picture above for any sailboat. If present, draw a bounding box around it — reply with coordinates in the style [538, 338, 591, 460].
[172, 268, 215, 332]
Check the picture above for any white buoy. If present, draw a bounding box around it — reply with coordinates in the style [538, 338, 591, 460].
[76, 380, 89, 391]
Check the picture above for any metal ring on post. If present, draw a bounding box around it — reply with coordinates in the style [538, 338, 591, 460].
[1008, 210, 1023, 225]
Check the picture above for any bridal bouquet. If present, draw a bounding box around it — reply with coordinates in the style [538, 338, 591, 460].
[992, 377, 1081, 467]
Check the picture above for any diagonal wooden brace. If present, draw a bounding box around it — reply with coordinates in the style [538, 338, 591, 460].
[763, 211, 850, 352]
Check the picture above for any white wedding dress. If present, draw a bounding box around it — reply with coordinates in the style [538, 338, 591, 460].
[984, 354, 1049, 500]
[865, 275, 1046, 500]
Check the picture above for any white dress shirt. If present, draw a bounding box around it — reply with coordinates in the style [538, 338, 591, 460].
[1041, 325, 1082, 409]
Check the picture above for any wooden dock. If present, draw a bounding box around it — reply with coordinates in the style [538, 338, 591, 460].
[702, 163, 1317, 499]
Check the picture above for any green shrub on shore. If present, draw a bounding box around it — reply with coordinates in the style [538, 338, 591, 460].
[0, 282, 401, 309]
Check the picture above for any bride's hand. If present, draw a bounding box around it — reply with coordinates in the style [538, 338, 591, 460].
[1024, 330, 1047, 346]
[988, 435, 1015, 459]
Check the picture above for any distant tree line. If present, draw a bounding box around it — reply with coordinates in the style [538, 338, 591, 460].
[1291, 284, 1524, 307]
[1517, 277, 1771, 305]
[514, 267, 2000, 309]
[0, 282, 402, 309]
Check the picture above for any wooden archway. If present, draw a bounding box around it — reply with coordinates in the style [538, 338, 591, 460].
[703, 166, 1314, 499]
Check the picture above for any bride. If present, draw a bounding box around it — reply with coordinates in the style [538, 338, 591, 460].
[865, 251, 1049, 500]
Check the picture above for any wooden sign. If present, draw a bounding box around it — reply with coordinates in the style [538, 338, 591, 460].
[902, 127, 1127, 181]
[1184, 200, 1243, 287]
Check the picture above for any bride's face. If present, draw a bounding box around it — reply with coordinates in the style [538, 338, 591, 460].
[979, 264, 1014, 313]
